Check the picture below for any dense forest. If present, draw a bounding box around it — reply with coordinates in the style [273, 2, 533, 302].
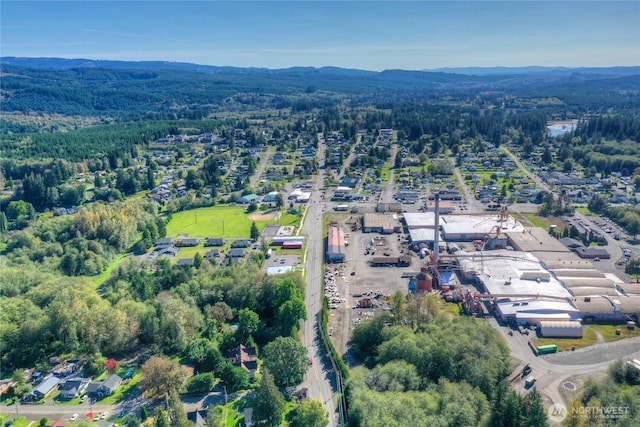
[2, 60, 640, 118]
[346, 294, 550, 427]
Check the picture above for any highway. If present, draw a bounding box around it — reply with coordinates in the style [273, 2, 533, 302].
[298, 133, 340, 426]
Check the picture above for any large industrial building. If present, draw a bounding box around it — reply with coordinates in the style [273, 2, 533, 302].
[362, 213, 402, 234]
[440, 213, 525, 241]
[397, 209, 640, 332]
[326, 225, 346, 263]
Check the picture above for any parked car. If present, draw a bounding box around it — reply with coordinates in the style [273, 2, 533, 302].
[525, 376, 537, 388]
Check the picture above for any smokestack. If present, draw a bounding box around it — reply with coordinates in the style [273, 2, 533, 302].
[434, 192, 440, 266]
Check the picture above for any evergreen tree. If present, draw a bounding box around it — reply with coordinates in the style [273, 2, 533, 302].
[154, 410, 171, 427]
[250, 221, 259, 241]
[194, 252, 203, 269]
[167, 390, 192, 427]
[253, 370, 285, 427]
[0, 212, 7, 233]
[523, 388, 549, 427]
[140, 405, 149, 422]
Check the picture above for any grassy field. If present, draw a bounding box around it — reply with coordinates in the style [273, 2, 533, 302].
[4, 417, 31, 427]
[588, 324, 640, 341]
[167, 205, 275, 238]
[575, 206, 595, 216]
[523, 213, 551, 229]
[92, 253, 128, 286]
[534, 327, 599, 351]
[532, 324, 640, 351]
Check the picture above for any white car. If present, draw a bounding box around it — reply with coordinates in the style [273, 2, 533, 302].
[70, 414, 79, 421]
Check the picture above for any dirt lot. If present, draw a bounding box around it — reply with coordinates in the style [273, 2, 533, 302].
[326, 215, 423, 355]
[248, 211, 279, 221]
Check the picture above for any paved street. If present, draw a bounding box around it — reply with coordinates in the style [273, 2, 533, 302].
[299, 135, 340, 426]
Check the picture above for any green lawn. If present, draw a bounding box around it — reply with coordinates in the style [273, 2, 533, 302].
[5, 417, 31, 427]
[534, 327, 599, 351]
[92, 253, 128, 286]
[588, 324, 640, 342]
[99, 372, 142, 404]
[523, 213, 550, 229]
[575, 207, 595, 216]
[167, 205, 270, 238]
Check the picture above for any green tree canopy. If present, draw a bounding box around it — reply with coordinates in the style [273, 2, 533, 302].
[252, 370, 285, 427]
[262, 336, 309, 387]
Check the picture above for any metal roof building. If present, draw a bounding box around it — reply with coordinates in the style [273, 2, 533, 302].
[403, 212, 436, 229]
[538, 320, 584, 338]
[408, 228, 443, 246]
[362, 213, 401, 234]
[496, 299, 580, 324]
[572, 296, 620, 321]
[457, 250, 572, 300]
[440, 214, 525, 241]
[506, 227, 571, 253]
[326, 225, 345, 263]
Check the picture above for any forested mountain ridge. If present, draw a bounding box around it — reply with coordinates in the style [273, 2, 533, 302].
[2, 58, 639, 117]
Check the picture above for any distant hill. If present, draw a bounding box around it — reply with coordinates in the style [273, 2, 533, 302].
[427, 65, 640, 77]
[1, 57, 639, 117]
[3, 57, 638, 78]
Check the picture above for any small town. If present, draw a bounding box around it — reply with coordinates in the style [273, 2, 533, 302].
[1, 2, 640, 426]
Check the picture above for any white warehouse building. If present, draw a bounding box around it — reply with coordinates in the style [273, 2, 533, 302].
[538, 320, 584, 338]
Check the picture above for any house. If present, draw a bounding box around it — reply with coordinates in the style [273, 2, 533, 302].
[32, 376, 60, 400]
[99, 374, 122, 396]
[204, 238, 225, 247]
[176, 238, 201, 247]
[238, 194, 259, 204]
[59, 378, 89, 399]
[0, 379, 17, 395]
[157, 246, 179, 260]
[187, 409, 207, 426]
[86, 381, 101, 398]
[87, 374, 122, 399]
[228, 249, 245, 258]
[155, 237, 175, 247]
[262, 191, 281, 207]
[231, 239, 252, 248]
[340, 176, 360, 188]
[225, 345, 259, 378]
[176, 258, 195, 267]
[205, 250, 220, 259]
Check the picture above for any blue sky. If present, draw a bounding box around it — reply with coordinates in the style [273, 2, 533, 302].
[2, 1, 639, 71]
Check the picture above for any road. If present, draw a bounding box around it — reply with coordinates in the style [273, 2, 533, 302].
[378, 143, 398, 203]
[5, 402, 120, 423]
[489, 317, 640, 408]
[299, 134, 340, 426]
[249, 146, 273, 187]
